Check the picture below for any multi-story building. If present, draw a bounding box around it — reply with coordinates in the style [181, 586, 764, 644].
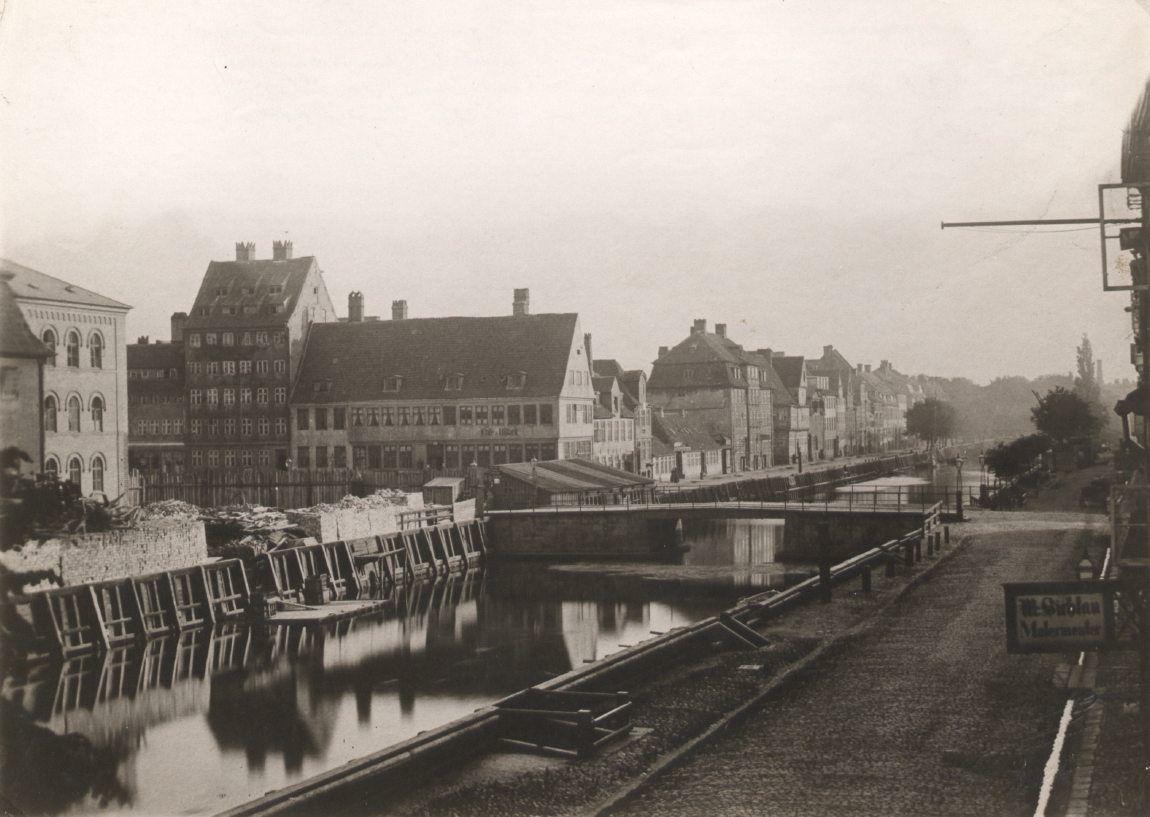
[290, 289, 596, 471]
[0, 274, 51, 469]
[592, 347, 653, 475]
[765, 352, 812, 464]
[183, 242, 335, 470]
[807, 372, 841, 459]
[857, 363, 901, 452]
[2, 258, 131, 496]
[127, 316, 187, 473]
[590, 372, 637, 472]
[809, 344, 857, 456]
[648, 320, 773, 473]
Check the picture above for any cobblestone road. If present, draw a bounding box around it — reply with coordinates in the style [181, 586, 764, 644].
[613, 511, 1107, 817]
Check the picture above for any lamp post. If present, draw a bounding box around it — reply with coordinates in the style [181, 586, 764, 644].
[955, 454, 964, 517]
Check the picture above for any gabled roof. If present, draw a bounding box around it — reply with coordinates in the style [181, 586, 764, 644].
[809, 345, 855, 377]
[739, 347, 793, 405]
[0, 258, 131, 310]
[772, 356, 807, 392]
[186, 256, 318, 329]
[292, 313, 580, 403]
[617, 369, 646, 409]
[592, 375, 618, 395]
[649, 332, 748, 390]
[651, 411, 727, 452]
[0, 277, 51, 358]
[495, 458, 653, 493]
[592, 359, 625, 378]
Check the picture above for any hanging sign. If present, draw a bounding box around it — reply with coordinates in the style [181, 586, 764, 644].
[1004, 581, 1117, 654]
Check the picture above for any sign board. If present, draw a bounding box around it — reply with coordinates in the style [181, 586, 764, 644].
[1004, 581, 1117, 654]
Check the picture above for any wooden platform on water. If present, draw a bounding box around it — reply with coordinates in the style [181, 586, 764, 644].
[266, 598, 392, 625]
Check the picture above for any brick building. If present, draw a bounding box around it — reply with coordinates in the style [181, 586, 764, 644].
[183, 242, 335, 469]
[3, 258, 131, 496]
[648, 319, 773, 473]
[0, 275, 51, 469]
[590, 373, 637, 472]
[127, 318, 187, 473]
[290, 289, 596, 471]
[766, 352, 812, 464]
[808, 344, 858, 456]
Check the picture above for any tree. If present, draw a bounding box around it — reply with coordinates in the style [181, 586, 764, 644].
[1031, 386, 1102, 445]
[905, 398, 957, 449]
[983, 433, 1050, 481]
[1074, 334, 1102, 407]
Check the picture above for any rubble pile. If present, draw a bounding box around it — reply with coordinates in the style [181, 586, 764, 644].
[137, 500, 201, 522]
[200, 504, 298, 558]
[297, 489, 409, 515]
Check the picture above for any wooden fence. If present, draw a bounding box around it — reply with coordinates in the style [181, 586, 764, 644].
[130, 467, 481, 509]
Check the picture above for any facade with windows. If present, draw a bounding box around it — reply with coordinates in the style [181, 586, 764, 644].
[183, 242, 335, 469]
[290, 292, 595, 471]
[590, 374, 637, 472]
[127, 337, 186, 472]
[2, 258, 131, 495]
[0, 275, 51, 469]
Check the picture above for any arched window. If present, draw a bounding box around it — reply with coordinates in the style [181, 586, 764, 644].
[91, 395, 105, 432]
[90, 455, 105, 493]
[43, 395, 58, 432]
[89, 332, 104, 369]
[41, 329, 57, 366]
[67, 395, 81, 432]
[67, 456, 82, 485]
[66, 330, 80, 367]
[44, 456, 59, 477]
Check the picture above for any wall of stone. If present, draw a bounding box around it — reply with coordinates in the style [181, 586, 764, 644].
[487, 512, 678, 559]
[0, 520, 207, 588]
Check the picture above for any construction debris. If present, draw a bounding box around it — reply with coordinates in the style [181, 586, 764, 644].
[137, 499, 201, 521]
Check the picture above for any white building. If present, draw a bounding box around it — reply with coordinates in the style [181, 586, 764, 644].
[2, 259, 131, 496]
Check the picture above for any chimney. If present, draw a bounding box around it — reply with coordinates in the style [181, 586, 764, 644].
[880, 360, 891, 372]
[137, 336, 150, 345]
[691, 318, 706, 335]
[658, 346, 669, 359]
[170, 312, 187, 343]
[513, 288, 530, 316]
[823, 344, 833, 356]
[272, 240, 293, 261]
[715, 323, 727, 339]
[856, 363, 863, 373]
[348, 292, 364, 322]
[235, 241, 256, 262]
[865, 364, 872, 373]
[391, 299, 408, 321]
[584, 333, 593, 365]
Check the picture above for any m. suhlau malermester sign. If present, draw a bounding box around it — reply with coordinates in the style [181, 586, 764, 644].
[1004, 581, 1116, 654]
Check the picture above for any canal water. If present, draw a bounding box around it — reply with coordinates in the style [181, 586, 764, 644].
[0, 520, 801, 817]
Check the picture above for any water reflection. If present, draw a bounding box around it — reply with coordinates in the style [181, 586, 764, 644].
[0, 520, 798, 816]
[680, 518, 797, 589]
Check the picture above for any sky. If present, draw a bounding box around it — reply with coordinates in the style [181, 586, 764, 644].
[1, 0, 1148, 384]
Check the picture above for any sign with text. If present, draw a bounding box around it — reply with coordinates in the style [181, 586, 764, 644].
[1004, 581, 1117, 654]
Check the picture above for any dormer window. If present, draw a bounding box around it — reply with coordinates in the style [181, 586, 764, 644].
[444, 373, 464, 391]
[382, 375, 403, 393]
[268, 284, 283, 294]
[505, 371, 526, 390]
[241, 286, 255, 295]
[214, 286, 228, 296]
[198, 307, 210, 316]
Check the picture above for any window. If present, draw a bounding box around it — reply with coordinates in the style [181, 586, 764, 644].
[190, 419, 201, 436]
[413, 406, 426, 425]
[223, 449, 236, 466]
[476, 447, 491, 467]
[445, 373, 464, 391]
[381, 406, 395, 426]
[274, 359, 286, 375]
[206, 419, 218, 437]
[492, 405, 505, 425]
[351, 408, 364, 426]
[445, 445, 460, 468]
[334, 407, 346, 430]
[214, 286, 228, 296]
[397, 406, 409, 426]
[66, 331, 80, 367]
[443, 405, 456, 425]
[240, 387, 252, 405]
[509, 444, 523, 463]
[223, 360, 236, 375]
[242, 332, 252, 346]
[460, 405, 473, 425]
[506, 372, 526, 390]
[540, 404, 553, 425]
[223, 418, 235, 436]
[207, 450, 220, 466]
[67, 395, 81, 431]
[173, 420, 183, 434]
[368, 407, 381, 426]
[256, 360, 269, 374]
[44, 395, 58, 432]
[223, 388, 235, 406]
[190, 450, 203, 467]
[524, 404, 537, 425]
[382, 375, 403, 392]
[68, 456, 82, 485]
[429, 406, 442, 425]
[207, 388, 219, 406]
[259, 450, 270, 467]
[274, 332, 286, 346]
[91, 396, 104, 431]
[268, 285, 283, 294]
[398, 445, 413, 469]
[257, 417, 270, 436]
[189, 333, 201, 347]
[275, 418, 286, 436]
[205, 333, 217, 346]
[239, 360, 251, 374]
[256, 331, 269, 346]
[315, 446, 328, 468]
[85, 333, 103, 369]
[297, 408, 309, 430]
[275, 387, 286, 405]
[222, 332, 234, 346]
[240, 450, 253, 467]
[169, 368, 178, 379]
[368, 445, 382, 469]
[352, 445, 367, 468]
[475, 405, 489, 425]
[257, 387, 268, 405]
[42, 329, 57, 365]
[44, 456, 59, 476]
[241, 417, 252, 436]
[297, 447, 310, 468]
[333, 446, 347, 468]
[189, 389, 202, 407]
[508, 404, 521, 425]
[383, 446, 397, 468]
[208, 361, 220, 376]
[315, 408, 327, 430]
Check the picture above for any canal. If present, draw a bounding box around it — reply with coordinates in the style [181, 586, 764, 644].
[0, 519, 805, 816]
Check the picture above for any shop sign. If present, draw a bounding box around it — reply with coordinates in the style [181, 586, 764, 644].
[1004, 581, 1117, 654]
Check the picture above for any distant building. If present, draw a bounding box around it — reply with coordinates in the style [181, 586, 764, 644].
[648, 320, 773, 473]
[290, 289, 596, 471]
[808, 345, 857, 456]
[183, 242, 335, 470]
[127, 319, 186, 473]
[2, 258, 131, 496]
[766, 352, 812, 464]
[591, 346, 652, 474]
[0, 275, 51, 469]
[807, 372, 841, 459]
[650, 408, 727, 481]
[590, 373, 636, 472]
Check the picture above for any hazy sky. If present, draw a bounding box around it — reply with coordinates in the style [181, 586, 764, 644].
[2, 0, 1148, 383]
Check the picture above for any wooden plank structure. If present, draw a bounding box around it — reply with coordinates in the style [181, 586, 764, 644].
[495, 689, 632, 758]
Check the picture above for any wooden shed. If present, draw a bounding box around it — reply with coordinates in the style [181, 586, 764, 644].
[489, 459, 656, 509]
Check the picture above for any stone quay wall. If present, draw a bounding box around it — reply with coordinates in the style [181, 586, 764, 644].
[487, 512, 678, 559]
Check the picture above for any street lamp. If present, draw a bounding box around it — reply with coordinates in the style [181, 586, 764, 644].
[1077, 549, 1095, 581]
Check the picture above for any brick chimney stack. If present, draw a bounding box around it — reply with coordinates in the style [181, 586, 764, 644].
[348, 292, 364, 322]
[513, 288, 530, 316]
[170, 312, 187, 343]
[715, 323, 727, 339]
[584, 333, 593, 364]
[658, 346, 669, 358]
[272, 240, 293, 261]
[392, 299, 408, 320]
[235, 241, 256, 261]
[691, 318, 706, 335]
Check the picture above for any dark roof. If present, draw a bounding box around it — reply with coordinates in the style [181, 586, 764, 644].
[809, 345, 855, 377]
[592, 359, 624, 378]
[0, 258, 131, 310]
[495, 459, 653, 493]
[649, 332, 748, 390]
[772, 356, 806, 393]
[186, 256, 317, 329]
[593, 404, 614, 420]
[0, 278, 51, 358]
[651, 411, 727, 452]
[292, 313, 580, 403]
[127, 341, 185, 369]
[592, 375, 617, 394]
[736, 346, 793, 405]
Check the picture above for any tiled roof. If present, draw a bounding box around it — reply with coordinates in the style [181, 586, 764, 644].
[652, 411, 727, 452]
[186, 256, 317, 329]
[592, 375, 617, 394]
[592, 359, 624, 378]
[772, 356, 806, 391]
[495, 458, 653, 493]
[0, 258, 131, 310]
[809, 346, 855, 377]
[292, 312, 580, 403]
[649, 332, 748, 389]
[0, 278, 51, 358]
[128, 342, 185, 369]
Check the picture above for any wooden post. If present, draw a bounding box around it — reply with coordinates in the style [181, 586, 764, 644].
[885, 555, 896, 577]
